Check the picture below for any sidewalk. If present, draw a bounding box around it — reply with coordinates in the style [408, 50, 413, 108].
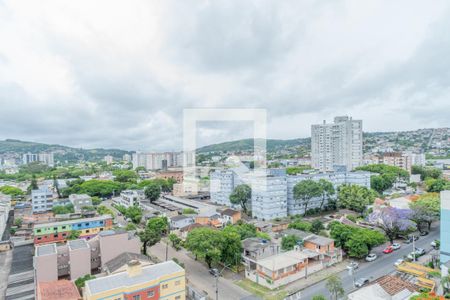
[285, 260, 348, 294]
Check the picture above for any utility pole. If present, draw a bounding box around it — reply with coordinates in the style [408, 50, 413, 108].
[412, 234, 416, 262]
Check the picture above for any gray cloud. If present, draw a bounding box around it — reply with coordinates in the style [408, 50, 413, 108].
[0, 0, 449, 151]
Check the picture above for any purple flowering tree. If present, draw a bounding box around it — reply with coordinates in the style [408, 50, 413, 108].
[368, 207, 416, 244]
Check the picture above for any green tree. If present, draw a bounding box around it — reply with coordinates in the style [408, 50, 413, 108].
[185, 227, 221, 267]
[288, 220, 312, 232]
[409, 193, 440, 231]
[312, 295, 327, 300]
[169, 233, 182, 250]
[27, 174, 39, 194]
[311, 220, 325, 234]
[425, 178, 450, 193]
[53, 175, 61, 198]
[281, 235, 298, 251]
[337, 184, 377, 214]
[345, 237, 369, 258]
[144, 182, 161, 203]
[318, 179, 335, 211]
[113, 170, 138, 183]
[229, 184, 251, 214]
[356, 164, 409, 193]
[14, 217, 23, 227]
[293, 180, 321, 215]
[67, 230, 80, 240]
[125, 223, 137, 231]
[91, 196, 102, 206]
[326, 275, 345, 300]
[139, 217, 168, 255]
[126, 206, 143, 224]
[52, 204, 75, 215]
[96, 205, 115, 217]
[75, 274, 95, 290]
[0, 186, 24, 198]
[220, 230, 242, 266]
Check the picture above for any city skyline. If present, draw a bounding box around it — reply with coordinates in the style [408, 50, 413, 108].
[1, 1, 450, 150]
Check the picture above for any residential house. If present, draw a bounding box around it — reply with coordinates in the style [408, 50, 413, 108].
[347, 275, 419, 300]
[195, 211, 222, 228]
[170, 215, 194, 230]
[220, 209, 241, 225]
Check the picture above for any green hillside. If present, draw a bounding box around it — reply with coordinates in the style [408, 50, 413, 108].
[0, 139, 130, 162]
[196, 138, 310, 153]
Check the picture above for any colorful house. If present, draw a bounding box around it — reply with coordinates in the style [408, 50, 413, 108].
[84, 260, 185, 300]
[33, 215, 113, 245]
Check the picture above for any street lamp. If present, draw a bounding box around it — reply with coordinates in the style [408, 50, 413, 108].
[215, 264, 231, 300]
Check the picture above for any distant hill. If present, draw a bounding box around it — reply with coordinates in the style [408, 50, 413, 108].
[196, 138, 310, 153]
[0, 139, 130, 162]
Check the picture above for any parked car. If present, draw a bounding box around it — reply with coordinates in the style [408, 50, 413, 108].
[347, 261, 359, 270]
[383, 246, 394, 254]
[365, 253, 377, 262]
[431, 240, 440, 249]
[392, 243, 401, 250]
[420, 231, 429, 236]
[407, 248, 426, 260]
[404, 235, 419, 244]
[355, 278, 370, 288]
[394, 259, 404, 267]
[209, 268, 219, 277]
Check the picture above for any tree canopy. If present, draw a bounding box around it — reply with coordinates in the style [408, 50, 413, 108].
[293, 180, 322, 215]
[337, 184, 377, 214]
[229, 184, 251, 214]
[356, 164, 409, 193]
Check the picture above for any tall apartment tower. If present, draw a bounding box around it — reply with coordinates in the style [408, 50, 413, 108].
[311, 116, 363, 172]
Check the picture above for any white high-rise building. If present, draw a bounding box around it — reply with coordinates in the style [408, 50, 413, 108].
[132, 151, 195, 170]
[311, 116, 363, 172]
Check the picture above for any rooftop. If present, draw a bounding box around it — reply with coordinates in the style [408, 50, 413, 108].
[68, 239, 89, 251]
[304, 234, 334, 246]
[257, 249, 308, 271]
[221, 208, 239, 217]
[171, 215, 192, 222]
[104, 252, 153, 274]
[86, 261, 184, 295]
[37, 280, 81, 300]
[242, 238, 276, 252]
[36, 244, 56, 256]
[34, 214, 112, 229]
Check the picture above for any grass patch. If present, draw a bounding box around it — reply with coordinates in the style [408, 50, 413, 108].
[236, 279, 287, 300]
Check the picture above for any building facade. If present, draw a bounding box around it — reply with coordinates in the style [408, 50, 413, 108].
[33, 215, 113, 245]
[311, 116, 363, 172]
[69, 194, 92, 212]
[84, 260, 186, 300]
[132, 151, 194, 170]
[114, 190, 145, 208]
[32, 187, 54, 213]
[34, 230, 142, 282]
[441, 190, 450, 265]
[210, 168, 372, 219]
[23, 152, 54, 166]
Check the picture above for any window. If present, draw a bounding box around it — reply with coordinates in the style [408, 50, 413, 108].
[86, 230, 90, 233]
[162, 284, 168, 289]
[37, 229, 41, 233]
[132, 295, 140, 300]
[175, 296, 181, 300]
[54, 234, 58, 238]
[147, 291, 154, 297]
[175, 280, 181, 286]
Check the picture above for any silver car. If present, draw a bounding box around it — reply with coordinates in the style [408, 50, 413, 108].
[355, 278, 369, 288]
[365, 253, 377, 262]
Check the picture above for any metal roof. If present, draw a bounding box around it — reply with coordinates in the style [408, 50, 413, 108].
[34, 215, 112, 229]
[68, 239, 89, 251]
[86, 261, 184, 295]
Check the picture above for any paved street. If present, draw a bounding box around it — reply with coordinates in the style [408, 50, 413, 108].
[149, 242, 251, 300]
[299, 227, 440, 299]
[103, 200, 128, 227]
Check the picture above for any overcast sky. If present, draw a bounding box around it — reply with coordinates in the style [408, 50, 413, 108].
[1, 1, 449, 151]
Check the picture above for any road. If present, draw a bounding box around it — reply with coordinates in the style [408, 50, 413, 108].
[149, 242, 251, 300]
[299, 228, 440, 299]
[102, 200, 128, 227]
